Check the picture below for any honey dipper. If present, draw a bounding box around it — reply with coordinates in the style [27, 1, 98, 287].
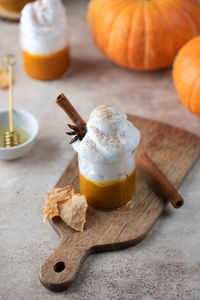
[3, 54, 20, 147]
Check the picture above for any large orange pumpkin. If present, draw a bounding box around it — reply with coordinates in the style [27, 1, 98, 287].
[173, 35, 200, 117]
[88, 0, 200, 71]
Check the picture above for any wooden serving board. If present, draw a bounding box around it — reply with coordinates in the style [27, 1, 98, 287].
[39, 115, 200, 292]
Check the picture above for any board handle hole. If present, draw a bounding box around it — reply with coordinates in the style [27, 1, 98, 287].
[54, 261, 65, 273]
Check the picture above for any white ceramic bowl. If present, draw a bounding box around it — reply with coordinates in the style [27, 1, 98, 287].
[0, 109, 39, 160]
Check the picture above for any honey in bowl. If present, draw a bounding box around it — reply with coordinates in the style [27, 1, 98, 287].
[72, 105, 140, 209]
[0, 127, 29, 147]
[20, 0, 70, 80]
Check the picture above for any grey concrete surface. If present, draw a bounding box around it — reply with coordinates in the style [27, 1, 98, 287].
[0, 1, 200, 299]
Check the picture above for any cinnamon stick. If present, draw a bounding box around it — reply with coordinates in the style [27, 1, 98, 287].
[56, 93, 86, 127]
[138, 153, 184, 209]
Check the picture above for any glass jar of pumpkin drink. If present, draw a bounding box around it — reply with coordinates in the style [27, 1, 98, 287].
[73, 105, 140, 209]
[20, 0, 70, 80]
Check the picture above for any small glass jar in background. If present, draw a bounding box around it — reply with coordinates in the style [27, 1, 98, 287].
[0, 0, 34, 12]
[20, 0, 70, 80]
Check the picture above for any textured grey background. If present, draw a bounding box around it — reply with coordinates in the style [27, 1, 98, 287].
[0, 1, 200, 299]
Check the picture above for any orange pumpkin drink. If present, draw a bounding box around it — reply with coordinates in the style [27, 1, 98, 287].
[20, 0, 70, 80]
[72, 105, 140, 209]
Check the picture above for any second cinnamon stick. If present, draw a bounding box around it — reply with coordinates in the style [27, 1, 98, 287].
[138, 153, 184, 209]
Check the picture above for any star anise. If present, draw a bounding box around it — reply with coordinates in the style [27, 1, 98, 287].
[66, 120, 87, 144]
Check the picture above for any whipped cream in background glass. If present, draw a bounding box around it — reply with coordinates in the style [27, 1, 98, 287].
[73, 105, 140, 209]
[20, 0, 70, 80]
[20, 0, 69, 55]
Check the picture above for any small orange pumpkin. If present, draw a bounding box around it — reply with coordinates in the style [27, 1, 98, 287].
[173, 35, 200, 117]
[88, 0, 200, 71]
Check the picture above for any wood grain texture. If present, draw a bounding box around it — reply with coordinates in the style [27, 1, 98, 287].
[39, 115, 200, 292]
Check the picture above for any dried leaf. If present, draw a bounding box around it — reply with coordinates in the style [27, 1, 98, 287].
[43, 202, 59, 223]
[43, 185, 88, 232]
[43, 185, 74, 223]
[59, 193, 87, 232]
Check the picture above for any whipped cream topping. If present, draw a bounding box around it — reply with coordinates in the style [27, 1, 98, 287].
[73, 105, 140, 163]
[73, 105, 140, 182]
[20, 0, 69, 54]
